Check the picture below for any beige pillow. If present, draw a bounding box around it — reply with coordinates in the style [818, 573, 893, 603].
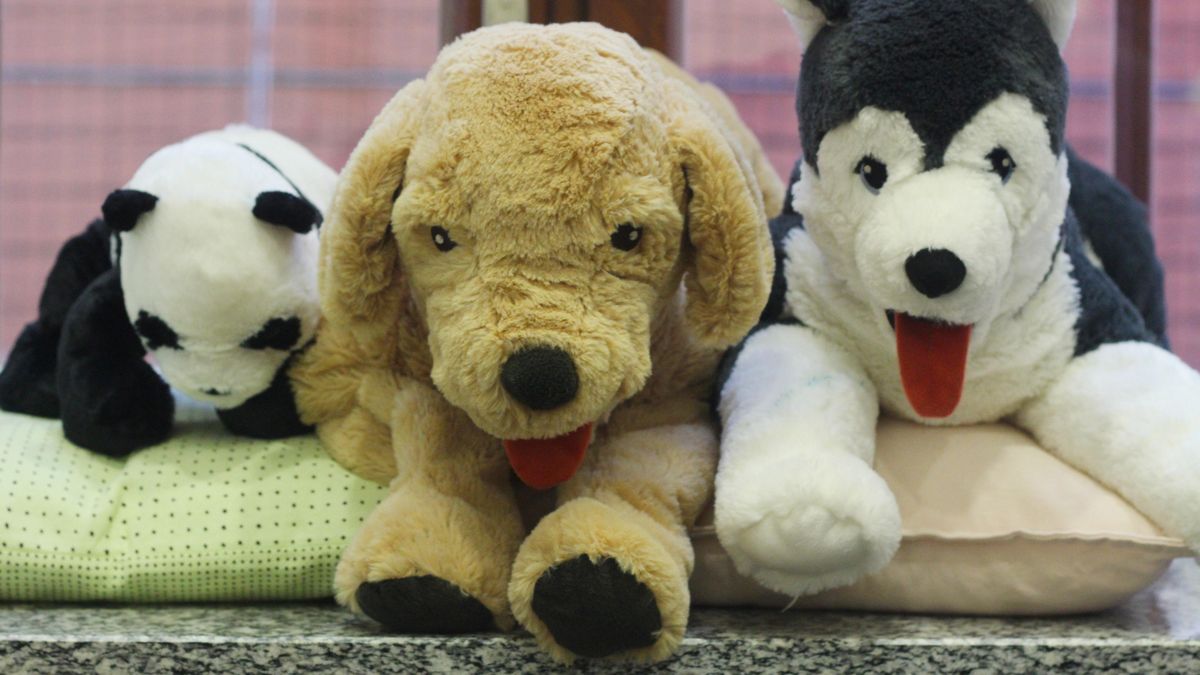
[690, 418, 1189, 614]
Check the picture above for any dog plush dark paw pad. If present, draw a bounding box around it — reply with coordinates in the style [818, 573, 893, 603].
[355, 576, 494, 634]
[531, 555, 662, 658]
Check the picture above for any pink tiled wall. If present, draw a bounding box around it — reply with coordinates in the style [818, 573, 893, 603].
[2, 0, 1197, 365]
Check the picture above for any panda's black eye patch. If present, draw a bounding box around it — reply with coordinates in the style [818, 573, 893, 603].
[988, 147, 1017, 183]
[856, 156, 888, 194]
[134, 311, 181, 350]
[241, 317, 301, 351]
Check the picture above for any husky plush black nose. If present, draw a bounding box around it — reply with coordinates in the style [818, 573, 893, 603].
[501, 346, 579, 410]
[905, 248, 966, 298]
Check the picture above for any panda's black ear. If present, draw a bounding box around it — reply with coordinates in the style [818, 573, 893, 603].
[253, 191, 322, 234]
[102, 189, 158, 232]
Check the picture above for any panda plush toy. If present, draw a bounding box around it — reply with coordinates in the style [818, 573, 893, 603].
[715, 0, 1200, 597]
[0, 126, 336, 456]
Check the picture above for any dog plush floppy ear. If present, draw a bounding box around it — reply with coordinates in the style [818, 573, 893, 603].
[669, 88, 775, 348]
[319, 79, 428, 340]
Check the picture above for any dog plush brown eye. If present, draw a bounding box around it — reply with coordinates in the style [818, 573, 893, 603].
[431, 226, 457, 252]
[610, 223, 643, 251]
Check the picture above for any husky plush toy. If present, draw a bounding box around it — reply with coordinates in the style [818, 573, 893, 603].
[0, 127, 335, 456]
[715, 0, 1200, 597]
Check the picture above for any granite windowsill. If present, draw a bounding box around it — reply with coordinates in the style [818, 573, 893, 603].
[2, 560, 1198, 673]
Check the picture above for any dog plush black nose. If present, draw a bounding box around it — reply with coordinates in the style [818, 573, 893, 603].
[501, 346, 579, 410]
[905, 248, 967, 298]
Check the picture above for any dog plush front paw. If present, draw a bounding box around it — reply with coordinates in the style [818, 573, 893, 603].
[530, 555, 662, 658]
[716, 450, 901, 596]
[355, 576, 495, 634]
[509, 498, 691, 663]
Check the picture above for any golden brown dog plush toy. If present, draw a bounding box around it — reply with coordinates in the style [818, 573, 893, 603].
[293, 22, 781, 662]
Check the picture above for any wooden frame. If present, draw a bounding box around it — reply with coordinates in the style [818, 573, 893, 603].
[439, 0, 482, 47]
[1115, 0, 1154, 204]
[440, 0, 680, 60]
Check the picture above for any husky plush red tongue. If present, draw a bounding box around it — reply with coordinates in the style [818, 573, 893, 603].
[894, 313, 972, 418]
[503, 423, 593, 490]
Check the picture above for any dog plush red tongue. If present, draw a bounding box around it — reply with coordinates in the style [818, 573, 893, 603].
[894, 313, 972, 418]
[503, 423, 593, 490]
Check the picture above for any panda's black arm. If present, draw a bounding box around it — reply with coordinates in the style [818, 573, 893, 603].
[1066, 146, 1168, 346]
[57, 268, 174, 457]
[0, 218, 112, 418]
[216, 354, 313, 439]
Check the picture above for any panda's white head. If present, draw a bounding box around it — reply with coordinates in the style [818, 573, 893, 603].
[778, 0, 1076, 416]
[104, 137, 323, 408]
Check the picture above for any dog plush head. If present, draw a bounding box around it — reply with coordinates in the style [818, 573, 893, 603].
[777, 0, 1076, 416]
[320, 23, 772, 486]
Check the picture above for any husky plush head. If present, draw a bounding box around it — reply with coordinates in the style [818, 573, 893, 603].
[779, 0, 1077, 416]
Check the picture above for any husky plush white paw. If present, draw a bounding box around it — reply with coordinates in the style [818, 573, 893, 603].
[716, 448, 900, 595]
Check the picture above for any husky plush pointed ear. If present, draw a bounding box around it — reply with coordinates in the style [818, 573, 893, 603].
[319, 79, 428, 335]
[774, 0, 849, 49]
[668, 85, 775, 348]
[1029, 0, 1078, 49]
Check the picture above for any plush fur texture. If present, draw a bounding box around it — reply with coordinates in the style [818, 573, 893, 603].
[716, 0, 1200, 599]
[0, 218, 112, 418]
[57, 268, 176, 454]
[0, 126, 336, 455]
[292, 23, 780, 663]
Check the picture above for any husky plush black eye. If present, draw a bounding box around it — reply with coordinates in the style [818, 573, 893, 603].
[134, 311, 181, 351]
[611, 223, 643, 251]
[241, 316, 301, 351]
[431, 226, 457, 252]
[988, 147, 1017, 183]
[856, 156, 888, 194]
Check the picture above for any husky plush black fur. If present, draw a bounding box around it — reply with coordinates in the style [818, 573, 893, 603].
[714, 0, 1198, 596]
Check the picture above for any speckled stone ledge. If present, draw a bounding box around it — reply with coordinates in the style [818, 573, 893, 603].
[3, 560, 1199, 673]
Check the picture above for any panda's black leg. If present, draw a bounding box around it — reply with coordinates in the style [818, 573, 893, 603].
[0, 219, 113, 418]
[57, 268, 174, 457]
[216, 355, 312, 439]
[0, 323, 61, 417]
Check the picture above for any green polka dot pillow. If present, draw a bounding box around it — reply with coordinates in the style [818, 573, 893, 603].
[0, 398, 386, 602]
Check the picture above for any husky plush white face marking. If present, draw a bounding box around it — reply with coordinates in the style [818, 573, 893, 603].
[796, 93, 1069, 327]
[793, 93, 1070, 415]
